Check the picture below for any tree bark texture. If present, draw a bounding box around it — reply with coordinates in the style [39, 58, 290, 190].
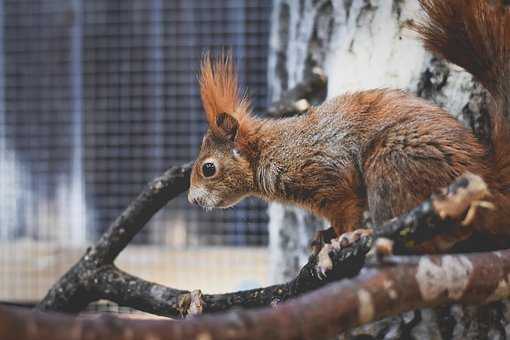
[267, 0, 507, 338]
[5, 247, 510, 340]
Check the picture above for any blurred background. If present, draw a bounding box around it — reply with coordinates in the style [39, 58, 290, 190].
[0, 0, 272, 308]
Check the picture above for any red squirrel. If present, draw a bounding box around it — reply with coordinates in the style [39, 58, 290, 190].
[188, 0, 510, 253]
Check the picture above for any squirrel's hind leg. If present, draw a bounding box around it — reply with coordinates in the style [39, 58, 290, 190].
[363, 130, 485, 251]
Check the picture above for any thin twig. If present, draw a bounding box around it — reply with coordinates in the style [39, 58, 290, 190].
[266, 67, 327, 117]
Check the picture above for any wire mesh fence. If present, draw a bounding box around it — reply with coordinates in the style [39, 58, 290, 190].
[0, 0, 272, 308]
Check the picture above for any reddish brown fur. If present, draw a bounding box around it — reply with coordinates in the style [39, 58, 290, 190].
[199, 53, 256, 155]
[189, 0, 510, 252]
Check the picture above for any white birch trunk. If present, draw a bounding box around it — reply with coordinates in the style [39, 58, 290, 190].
[267, 0, 510, 338]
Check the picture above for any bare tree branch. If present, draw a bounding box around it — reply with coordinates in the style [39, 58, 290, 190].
[90, 236, 369, 317]
[4, 248, 510, 340]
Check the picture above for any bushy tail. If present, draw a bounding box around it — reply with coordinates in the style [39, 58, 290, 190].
[412, 0, 510, 194]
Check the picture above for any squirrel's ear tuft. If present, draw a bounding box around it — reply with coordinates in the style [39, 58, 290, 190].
[215, 112, 239, 142]
[200, 52, 251, 140]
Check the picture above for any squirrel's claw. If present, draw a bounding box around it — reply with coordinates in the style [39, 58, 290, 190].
[461, 200, 495, 226]
[315, 243, 333, 280]
[314, 228, 373, 279]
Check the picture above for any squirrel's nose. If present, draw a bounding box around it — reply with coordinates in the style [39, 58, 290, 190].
[188, 191, 199, 206]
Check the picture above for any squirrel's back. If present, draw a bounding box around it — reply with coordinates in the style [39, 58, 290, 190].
[311, 89, 490, 242]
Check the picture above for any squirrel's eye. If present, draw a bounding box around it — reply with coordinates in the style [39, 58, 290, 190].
[202, 162, 216, 178]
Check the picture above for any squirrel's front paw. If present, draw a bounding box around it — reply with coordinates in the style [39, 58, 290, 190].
[315, 228, 373, 280]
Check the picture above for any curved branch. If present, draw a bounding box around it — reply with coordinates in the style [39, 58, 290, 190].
[89, 236, 370, 318]
[4, 249, 510, 340]
[36, 163, 193, 313]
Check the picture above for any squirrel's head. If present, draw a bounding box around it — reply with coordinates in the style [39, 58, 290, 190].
[188, 53, 257, 209]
